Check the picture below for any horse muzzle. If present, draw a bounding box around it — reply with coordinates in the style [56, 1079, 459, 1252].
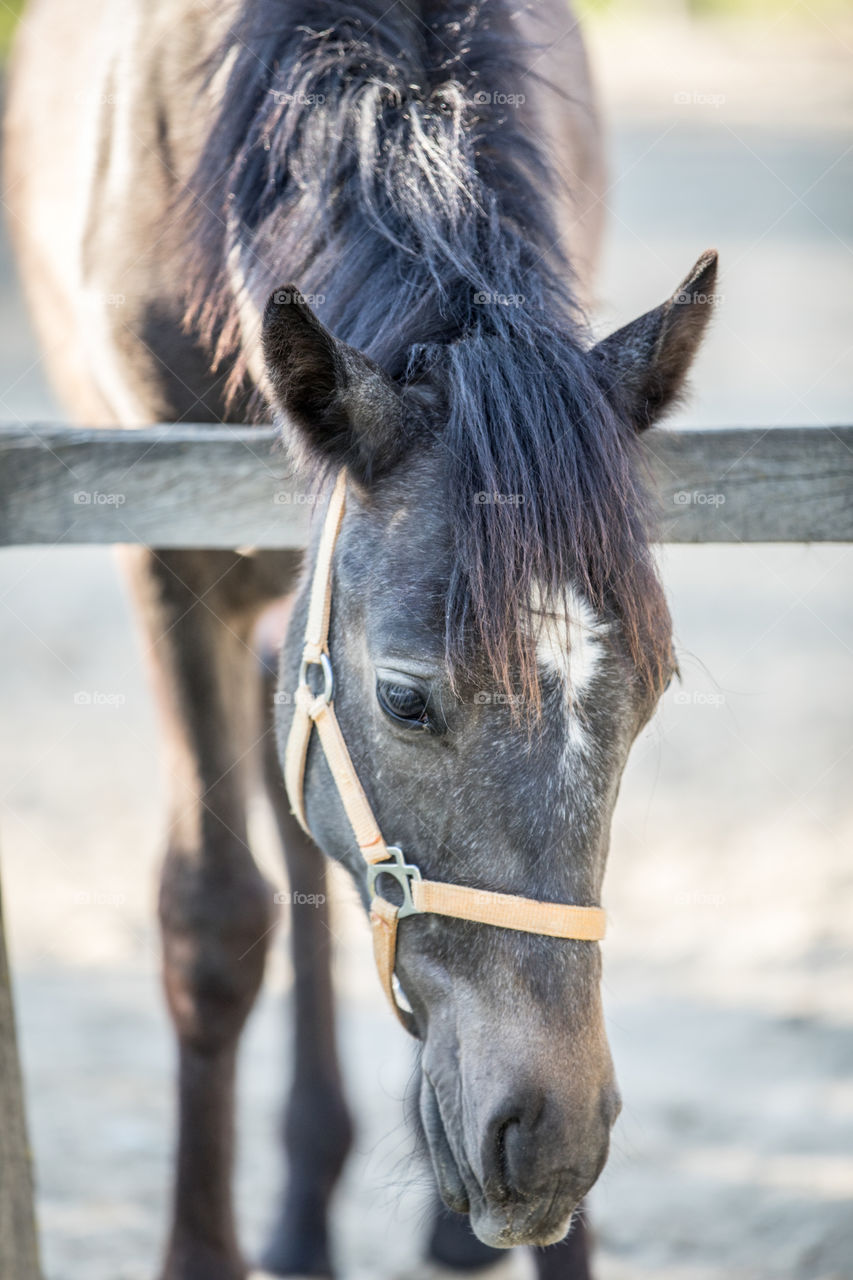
[420, 1061, 620, 1248]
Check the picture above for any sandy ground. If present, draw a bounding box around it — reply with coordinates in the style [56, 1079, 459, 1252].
[1, 8, 852, 1280]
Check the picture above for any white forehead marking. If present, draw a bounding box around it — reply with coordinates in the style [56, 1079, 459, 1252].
[534, 588, 603, 695]
[530, 583, 607, 754]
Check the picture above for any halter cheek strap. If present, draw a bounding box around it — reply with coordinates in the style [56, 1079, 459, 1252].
[283, 469, 606, 1035]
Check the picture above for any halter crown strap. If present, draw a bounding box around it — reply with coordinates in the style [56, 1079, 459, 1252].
[283, 471, 388, 862]
[283, 469, 606, 1035]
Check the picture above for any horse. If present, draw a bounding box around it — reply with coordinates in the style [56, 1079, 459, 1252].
[4, 1, 717, 1276]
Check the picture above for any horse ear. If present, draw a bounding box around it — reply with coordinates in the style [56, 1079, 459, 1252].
[261, 285, 404, 480]
[589, 250, 719, 432]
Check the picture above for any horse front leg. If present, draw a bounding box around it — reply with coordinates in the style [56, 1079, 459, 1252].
[158, 846, 272, 1280]
[532, 1206, 592, 1280]
[259, 655, 353, 1278]
[125, 548, 277, 1280]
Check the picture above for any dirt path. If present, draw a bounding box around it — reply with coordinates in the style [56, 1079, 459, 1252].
[1, 11, 851, 1279]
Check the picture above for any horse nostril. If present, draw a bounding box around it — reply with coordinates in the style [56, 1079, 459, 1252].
[485, 1103, 535, 1198]
[483, 1088, 612, 1207]
[494, 1116, 519, 1196]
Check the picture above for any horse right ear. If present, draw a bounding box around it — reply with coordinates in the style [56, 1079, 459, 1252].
[589, 250, 719, 432]
[262, 286, 404, 482]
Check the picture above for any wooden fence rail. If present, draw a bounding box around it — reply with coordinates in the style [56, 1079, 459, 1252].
[1, 423, 852, 547]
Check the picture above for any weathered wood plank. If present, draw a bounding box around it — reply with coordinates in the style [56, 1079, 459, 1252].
[0, 423, 851, 546]
[645, 426, 853, 543]
[0, 870, 42, 1280]
[0, 424, 307, 549]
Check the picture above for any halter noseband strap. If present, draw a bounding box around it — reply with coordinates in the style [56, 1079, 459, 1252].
[283, 469, 606, 1035]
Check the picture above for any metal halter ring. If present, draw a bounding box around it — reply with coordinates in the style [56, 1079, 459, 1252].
[367, 846, 423, 919]
[299, 650, 334, 705]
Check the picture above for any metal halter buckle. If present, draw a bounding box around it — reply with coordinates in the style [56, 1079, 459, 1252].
[367, 846, 423, 919]
[299, 650, 334, 705]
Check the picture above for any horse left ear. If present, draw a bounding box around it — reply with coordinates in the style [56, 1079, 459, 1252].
[589, 250, 719, 432]
[261, 285, 404, 481]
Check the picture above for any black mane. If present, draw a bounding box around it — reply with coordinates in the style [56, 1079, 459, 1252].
[185, 0, 671, 697]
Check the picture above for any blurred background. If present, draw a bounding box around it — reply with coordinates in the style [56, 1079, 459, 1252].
[1, 1, 851, 1278]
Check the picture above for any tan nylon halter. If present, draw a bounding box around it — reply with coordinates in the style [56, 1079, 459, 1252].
[284, 469, 606, 1034]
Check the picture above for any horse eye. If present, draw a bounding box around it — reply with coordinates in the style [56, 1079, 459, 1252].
[376, 679, 431, 730]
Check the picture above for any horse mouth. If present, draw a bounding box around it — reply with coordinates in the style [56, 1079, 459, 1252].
[419, 1072, 577, 1249]
[420, 1071, 470, 1214]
